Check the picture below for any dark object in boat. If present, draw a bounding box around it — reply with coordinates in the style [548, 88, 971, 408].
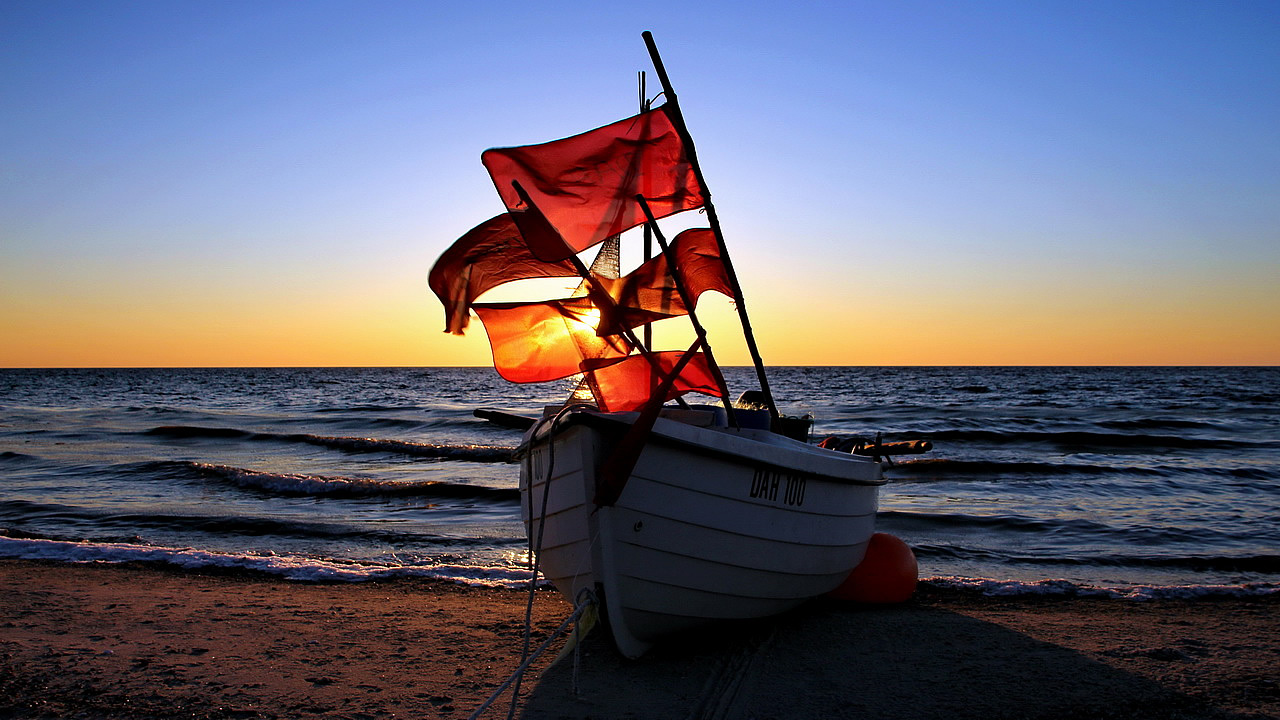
[818, 435, 933, 458]
[736, 391, 812, 441]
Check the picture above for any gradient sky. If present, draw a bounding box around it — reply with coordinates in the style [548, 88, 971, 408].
[3, 0, 1277, 367]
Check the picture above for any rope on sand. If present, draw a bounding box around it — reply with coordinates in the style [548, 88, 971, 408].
[466, 589, 596, 720]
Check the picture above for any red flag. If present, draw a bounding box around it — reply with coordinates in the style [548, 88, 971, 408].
[581, 351, 722, 412]
[472, 298, 631, 383]
[506, 179, 581, 263]
[482, 107, 704, 257]
[428, 214, 578, 334]
[602, 228, 731, 324]
[663, 228, 732, 304]
[592, 341, 707, 506]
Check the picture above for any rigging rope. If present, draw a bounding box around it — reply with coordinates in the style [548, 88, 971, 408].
[467, 589, 597, 720]
[479, 404, 595, 720]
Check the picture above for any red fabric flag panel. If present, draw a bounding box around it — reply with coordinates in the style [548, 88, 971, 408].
[581, 351, 722, 412]
[428, 214, 578, 334]
[482, 107, 704, 257]
[473, 298, 631, 384]
[604, 228, 730, 322]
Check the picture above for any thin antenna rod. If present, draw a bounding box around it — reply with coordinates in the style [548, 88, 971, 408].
[639, 71, 653, 351]
[640, 30, 778, 422]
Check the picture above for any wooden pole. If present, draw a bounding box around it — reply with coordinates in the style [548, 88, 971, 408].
[636, 195, 739, 427]
[640, 30, 779, 422]
[510, 179, 689, 409]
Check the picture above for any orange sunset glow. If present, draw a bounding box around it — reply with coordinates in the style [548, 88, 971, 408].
[3, 3, 1277, 368]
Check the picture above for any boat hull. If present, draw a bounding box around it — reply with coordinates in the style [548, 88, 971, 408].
[519, 408, 883, 658]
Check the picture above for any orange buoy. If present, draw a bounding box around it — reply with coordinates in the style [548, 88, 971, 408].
[827, 532, 918, 603]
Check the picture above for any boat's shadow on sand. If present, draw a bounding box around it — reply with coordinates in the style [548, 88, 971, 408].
[518, 597, 1240, 720]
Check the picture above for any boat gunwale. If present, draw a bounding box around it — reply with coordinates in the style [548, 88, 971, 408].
[517, 408, 887, 487]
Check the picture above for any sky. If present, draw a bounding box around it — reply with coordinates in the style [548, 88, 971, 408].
[2, 0, 1277, 367]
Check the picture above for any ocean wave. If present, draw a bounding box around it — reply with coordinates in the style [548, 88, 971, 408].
[3, 536, 1274, 598]
[0, 451, 37, 462]
[318, 416, 429, 430]
[924, 576, 1280, 600]
[889, 458, 1165, 479]
[880, 510, 1112, 535]
[304, 415, 493, 432]
[0, 499, 518, 546]
[187, 462, 520, 501]
[0, 536, 537, 587]
[1222, 391, 1280, 405]
[1094, 418, 1226, 431]
[147, 425, 250, 439]
[911, 543, 1280, 573]
[144, 425, 516, 462]
[914, 428, 1269, 450]
[879, 511, 1254, 547]
[888, 458, 1277, 482]
[313, 405, 421, 413]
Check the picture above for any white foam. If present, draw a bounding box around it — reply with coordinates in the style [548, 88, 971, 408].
[924, 575, 1280, 600]
[195, 463, 429, 496]
[4, 536, 1274, 599]
[0, 536, 537, 588]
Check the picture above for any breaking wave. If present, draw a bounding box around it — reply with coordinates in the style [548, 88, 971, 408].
[187, 462, 520, 501]
[0, 536, 536, 587]
[3, 536, 1274, 598]
[924, 576, 1280, 600]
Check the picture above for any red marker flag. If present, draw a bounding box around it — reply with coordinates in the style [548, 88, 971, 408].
[482, 107, 704, 259]
[601, 228, 730, 324]
[428, 214, 579, 334]
[472, 298, 631, 384]
[581, 351, 721, 412]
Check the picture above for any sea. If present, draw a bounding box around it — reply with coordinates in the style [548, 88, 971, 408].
[2, 366, 1277, 599]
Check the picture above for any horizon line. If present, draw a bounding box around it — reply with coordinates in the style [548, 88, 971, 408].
[3, 364, 1276, 371]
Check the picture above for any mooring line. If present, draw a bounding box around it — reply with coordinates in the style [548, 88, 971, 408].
[467, 591, 596, 720]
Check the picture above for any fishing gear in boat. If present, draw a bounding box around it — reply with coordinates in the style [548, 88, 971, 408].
[817, 434, 934, 464]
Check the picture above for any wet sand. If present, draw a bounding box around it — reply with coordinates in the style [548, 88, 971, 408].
[1, 559, 1276, 719]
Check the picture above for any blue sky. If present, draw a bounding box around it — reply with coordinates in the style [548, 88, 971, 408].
[3, 1, 1277, 366]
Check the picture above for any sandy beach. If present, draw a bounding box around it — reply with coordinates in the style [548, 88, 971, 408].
[1, 559, 1275, 719]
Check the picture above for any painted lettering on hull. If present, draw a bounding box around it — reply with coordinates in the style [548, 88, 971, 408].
[527, 447, 550, 484]
[749, 469, 806, 507]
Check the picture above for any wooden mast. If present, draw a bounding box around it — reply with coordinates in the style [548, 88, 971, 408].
[641, 30, 779, 423]
[636, 195, 739, 427]
[509, 179, 691, 410]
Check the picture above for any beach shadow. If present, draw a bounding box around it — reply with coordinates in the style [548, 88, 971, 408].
[517, 598, 1240, 720]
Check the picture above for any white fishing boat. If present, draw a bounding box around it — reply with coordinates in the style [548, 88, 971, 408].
[518, 405, 883, 658]
[429, 31, 921, 657]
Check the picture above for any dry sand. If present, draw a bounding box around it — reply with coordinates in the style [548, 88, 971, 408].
[1, 559, 1276, 719]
